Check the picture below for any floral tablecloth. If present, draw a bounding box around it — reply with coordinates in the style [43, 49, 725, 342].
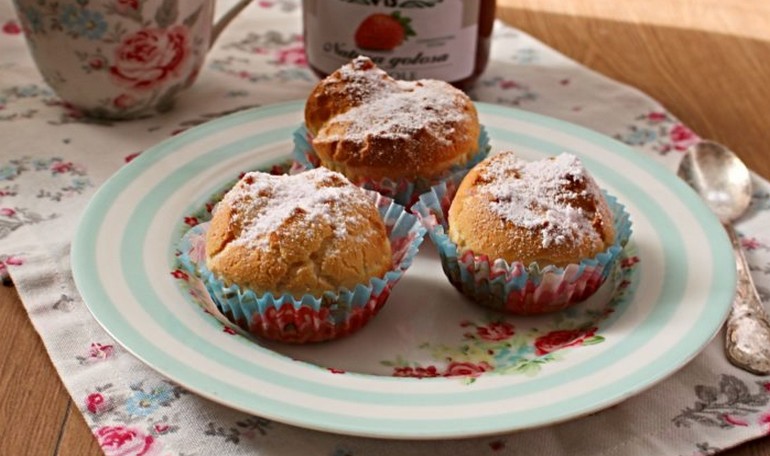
[3, 1, 770, 455]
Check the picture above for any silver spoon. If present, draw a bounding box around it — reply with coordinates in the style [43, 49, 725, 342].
[678, 140, 770, 375]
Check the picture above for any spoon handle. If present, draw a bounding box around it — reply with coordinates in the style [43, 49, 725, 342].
[724, 224, 770, 375]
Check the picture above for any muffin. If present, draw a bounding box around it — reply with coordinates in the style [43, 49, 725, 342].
[413, 151, 632, 315]
[205, 168, 392, 298]
[181, 167, 426, 343]
[295, 56, 489, 206]
[449, 152, 616, 268]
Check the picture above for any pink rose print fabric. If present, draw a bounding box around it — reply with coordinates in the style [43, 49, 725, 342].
[95, 426, 159, 456]
[669, 123, 699, 151]
[2, 19, 20, 34]
[86, 392, 113, 415]
[115, 0, 139, 14]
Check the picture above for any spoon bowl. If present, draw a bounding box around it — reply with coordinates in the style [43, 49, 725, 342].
[678, 140, 770, 375]
[677, 140, 752, 223]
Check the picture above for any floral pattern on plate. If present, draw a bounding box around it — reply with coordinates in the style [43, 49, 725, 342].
[381, 248, 638, 380]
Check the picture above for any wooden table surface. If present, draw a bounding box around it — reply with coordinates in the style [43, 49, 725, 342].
[2, 1, 770, 455]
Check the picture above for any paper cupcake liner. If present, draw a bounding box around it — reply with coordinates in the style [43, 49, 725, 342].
[291, 124, 491, 207]
[178, 192, 426, 343]
[412, 178, 633, 315]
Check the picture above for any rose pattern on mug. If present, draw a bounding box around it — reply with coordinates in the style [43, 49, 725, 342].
[12, 0, 215, 118]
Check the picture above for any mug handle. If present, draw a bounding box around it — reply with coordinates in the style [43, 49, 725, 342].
[211, 0, 253, 49]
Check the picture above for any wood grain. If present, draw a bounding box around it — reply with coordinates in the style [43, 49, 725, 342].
[58, 403, 103, 456]
[3, 0, 770, 454]
[496, 0, 770, 180]
[0, 284, 71, 456]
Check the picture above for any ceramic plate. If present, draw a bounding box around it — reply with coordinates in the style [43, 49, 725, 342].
[71, 100, 736, 440]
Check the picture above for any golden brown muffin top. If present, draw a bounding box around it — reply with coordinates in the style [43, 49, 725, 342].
[304, 56, 480, 180]
[448, 152, 616, 267]
[205, 168, 392, 298]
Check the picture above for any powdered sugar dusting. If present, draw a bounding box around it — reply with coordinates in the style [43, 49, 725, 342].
[335, 55, 393, 101]
[480, 152, 603, 248]
[220, 168, 368, 251]
[324, 56, 470, 147]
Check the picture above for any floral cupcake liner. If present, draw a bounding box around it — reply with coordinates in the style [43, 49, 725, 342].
[178, 191, 426, 343]
[412, 177, 633, 315]
[291, 124, 491, 207]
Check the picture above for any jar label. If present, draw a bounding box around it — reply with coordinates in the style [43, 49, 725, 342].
[303, 0, 480, 81]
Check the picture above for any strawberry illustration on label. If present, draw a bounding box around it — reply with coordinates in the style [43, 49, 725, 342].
[354, 11, 416, 51]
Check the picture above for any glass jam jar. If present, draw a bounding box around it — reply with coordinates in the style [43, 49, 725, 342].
[302, 0, 496, 91]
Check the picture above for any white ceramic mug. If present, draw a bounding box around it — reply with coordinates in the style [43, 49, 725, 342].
[12, 0, 251, 119]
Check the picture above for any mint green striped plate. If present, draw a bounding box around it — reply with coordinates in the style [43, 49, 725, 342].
[71, 101, 735, 439]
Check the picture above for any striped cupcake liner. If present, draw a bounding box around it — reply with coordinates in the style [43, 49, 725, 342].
[178, 191, 426, 343]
